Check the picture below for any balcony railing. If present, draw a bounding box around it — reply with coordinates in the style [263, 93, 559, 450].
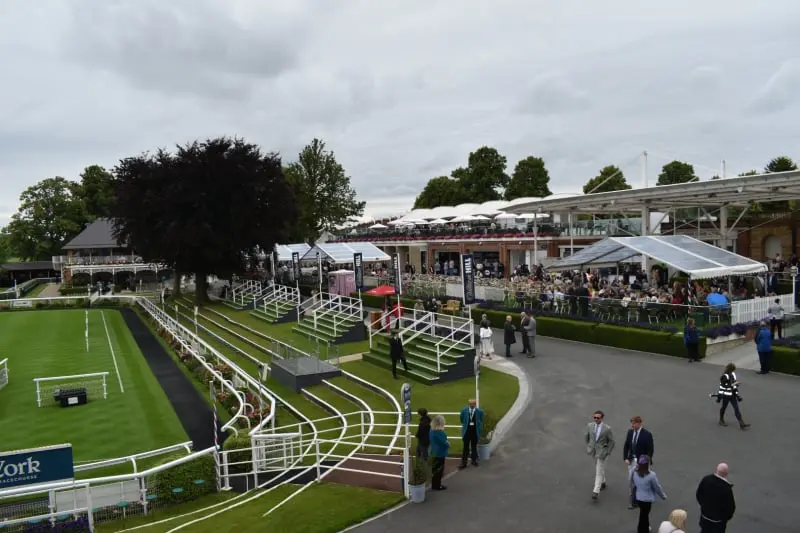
[333, 219, 644, 243]
[53, 255, 146, 266]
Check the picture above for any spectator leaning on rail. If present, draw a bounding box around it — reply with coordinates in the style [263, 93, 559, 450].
[754, 321, 773, 375]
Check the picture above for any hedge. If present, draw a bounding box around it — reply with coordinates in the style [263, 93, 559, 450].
[773, 347, 800, 375]
[146, 452, 216, 505]
[222, 434, 253, 474]
[473, 307, 704, 359]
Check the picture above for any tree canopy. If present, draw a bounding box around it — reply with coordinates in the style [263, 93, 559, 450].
[284, 139, 365, 242]
[582, 165, 631, 194]
[413, 175, 466, 209]
[765, 156, 797, 173]
[656, 160, 697, 186]
[4, 177, 87, 261]
[79, 165, 115, 220]
[111, 137, 298, 303]
[459, 146, 509, 201]
[504, 156, 552, 200]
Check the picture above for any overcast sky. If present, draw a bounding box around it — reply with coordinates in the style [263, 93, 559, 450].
[2, 0, 799, 227]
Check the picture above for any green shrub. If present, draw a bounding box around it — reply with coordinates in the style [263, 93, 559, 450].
[59, 287, 91, 296]
[773, 347, 800, 375]
[146, 453, 216, 505]
[479, 411, 499, 445]
[222, 434, 253, 474]
[409, 454, 428, 485]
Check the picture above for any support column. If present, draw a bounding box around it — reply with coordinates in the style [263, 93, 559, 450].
[568, 210, 574, 256]
[719, 205, 729, 251]
[641, 206, 651, 274]
[533, 215, 539, 265]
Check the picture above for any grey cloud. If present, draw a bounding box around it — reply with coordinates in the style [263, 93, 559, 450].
[58, 1, 305, 100]
[516, 74, 591, 116]
[748, 59, 800, 114]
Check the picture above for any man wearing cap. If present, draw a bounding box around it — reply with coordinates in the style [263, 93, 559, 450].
[696, 463, 736, 532]
[623, 416, 654, 510]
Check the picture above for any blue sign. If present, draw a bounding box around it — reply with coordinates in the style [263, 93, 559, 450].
[0, 444, 74, 489]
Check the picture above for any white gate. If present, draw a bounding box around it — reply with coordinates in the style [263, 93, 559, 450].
[250, 432, 304, 473]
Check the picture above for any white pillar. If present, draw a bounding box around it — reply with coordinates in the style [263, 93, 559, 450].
[568, 210, 574, 256]
[533, 215, 539, 265]
[719, 205, 729, 251]
[641, 206, 650, 273]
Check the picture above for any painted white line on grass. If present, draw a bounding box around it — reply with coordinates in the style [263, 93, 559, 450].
[101, 311, 125, 393]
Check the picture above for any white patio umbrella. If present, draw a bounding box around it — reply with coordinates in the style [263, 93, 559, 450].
[472, 215, 491, 221]
[429, 218, 450, 224]
[387, 219, 407, 225]
[494, 213, 518, 220]
[450, 214, 477, 223]
[368, 223, 388, 229]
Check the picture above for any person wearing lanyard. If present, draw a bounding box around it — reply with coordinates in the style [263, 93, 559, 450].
[623, 416, 655, 509]
[458, 399, 484, 469]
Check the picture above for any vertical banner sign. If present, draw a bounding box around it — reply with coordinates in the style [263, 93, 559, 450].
[392, 253, 403, 295]
[316, 251, 323, 294]
[401, 383, 412, 424]
[461, 253, 476, 305]
[353, 253, 364, 290]
[291, 252, 300, 281]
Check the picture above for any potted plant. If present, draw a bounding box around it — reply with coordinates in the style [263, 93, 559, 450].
[408, 455, 428, 503]
[477, 411, 498, 461]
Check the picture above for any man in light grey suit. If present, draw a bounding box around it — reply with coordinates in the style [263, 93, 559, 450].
[585, 410, 615, 501]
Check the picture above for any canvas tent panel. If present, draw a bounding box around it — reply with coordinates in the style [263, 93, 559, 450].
[348, 242, 391, 262]
[302, 242, 389, 263]
[275, 243, 311, 262]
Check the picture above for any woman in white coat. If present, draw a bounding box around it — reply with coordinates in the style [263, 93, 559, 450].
[479, 324, 493, 359]
[657, 508, 687, 533]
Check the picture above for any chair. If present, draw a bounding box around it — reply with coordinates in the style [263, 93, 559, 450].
[443, 300, 460, 315]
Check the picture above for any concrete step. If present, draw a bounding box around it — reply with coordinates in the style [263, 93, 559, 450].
[362, 352, 439, 384]
[293, 322, 336, 344]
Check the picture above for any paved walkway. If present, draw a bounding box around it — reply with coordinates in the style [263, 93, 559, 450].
[352, 335, 798, 533]
[37, 283, 61, 298]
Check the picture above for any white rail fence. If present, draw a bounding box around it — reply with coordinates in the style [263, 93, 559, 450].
[34, 372, 109, 407]
[0, 358, 8, 391]
[731, 293, 795, 324]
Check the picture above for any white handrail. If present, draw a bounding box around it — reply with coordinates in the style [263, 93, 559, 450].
[74, 441, 194, 473]
[434, 318, 474, 374]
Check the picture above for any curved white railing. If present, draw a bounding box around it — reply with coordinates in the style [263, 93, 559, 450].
[73, 441, 194, 474]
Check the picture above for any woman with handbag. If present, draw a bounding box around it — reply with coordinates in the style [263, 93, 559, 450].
[630, 455, 667, 533]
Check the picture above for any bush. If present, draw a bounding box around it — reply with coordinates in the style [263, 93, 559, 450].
[222, 434, 253, 474]
[59, 286, 91, 296]
[409, 455, 428, 485]
[773, 346, 800, 375]
[146, 453, 216, 505]
[479, 411, 499, 445]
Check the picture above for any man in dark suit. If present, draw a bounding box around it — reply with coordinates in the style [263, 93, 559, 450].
[459, 399, 483, 469]
[696, 463, 736, 532]
[389, 330, 407, 379]
[623, 415, 654, 509]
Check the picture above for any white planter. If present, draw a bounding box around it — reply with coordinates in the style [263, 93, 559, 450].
[477, 444, 491, 462]
[706, 333, 745, 345]
[409, 483, 426, 503]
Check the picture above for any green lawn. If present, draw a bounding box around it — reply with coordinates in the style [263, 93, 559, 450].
[98, 483, 403, 533]
[0, 309, 188, 461]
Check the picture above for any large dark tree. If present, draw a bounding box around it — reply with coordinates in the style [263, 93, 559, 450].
[504, 156, 552, 200]
[0, 229, 10, 265]
[112, 137, 298, 304]
[759, 156, 798, 213]
[656, 160, 697, 186]
[413, 175, 466, 208]
[284, 139, 364, 242]
[460, 146, 509, 202]
[582, 165, 631, 194]
[79, 165, 116, 220]
[765, 156, 797, 173]
[4, 177, 88, 261]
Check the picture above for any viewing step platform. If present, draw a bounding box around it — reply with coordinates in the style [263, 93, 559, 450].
[222, 299, 246, 310]
[249, 299, 298, 324]
[362, 333, 476, 385]
[292, 310, 366, 345]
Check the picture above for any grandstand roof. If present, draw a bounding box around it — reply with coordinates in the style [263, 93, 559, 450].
[548, 235, 768, 279]
[63, 219, 124, 250]
[302, 242, 390, 264]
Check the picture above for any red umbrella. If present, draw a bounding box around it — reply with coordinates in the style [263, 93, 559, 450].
[365, 284, 397, 296]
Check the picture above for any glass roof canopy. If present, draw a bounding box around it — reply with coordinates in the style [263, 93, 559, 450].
[302, 242, 390, 264]
[549, 235, 767, 280]
[275, 243, 311, 262]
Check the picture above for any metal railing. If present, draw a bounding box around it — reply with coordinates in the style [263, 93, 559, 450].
[435, 319, 474, 374]
[259, 284, 301, 316]
[312, 293, 363, 337]
[731, 293, 796, 324]
[74, 442, 194, 474]
[52, 255, 144, 266]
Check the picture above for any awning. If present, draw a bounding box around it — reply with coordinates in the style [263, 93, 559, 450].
[548, 235, 767, 280]
[301, 242, 390, 264]
[275, 243, 312, 262]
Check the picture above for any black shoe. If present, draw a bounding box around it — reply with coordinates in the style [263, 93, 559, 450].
[600, 482, 607, 491]
[471, 461, 479, 467]
[520, 352, 527, 355]
[757, 371, 768, 374]
[688, 359, 694, 363]
[527, 354, 536, 358]
[432, 486, 447, 491]
[592, 492, 598, 500]
[458, 463, 467, 470]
